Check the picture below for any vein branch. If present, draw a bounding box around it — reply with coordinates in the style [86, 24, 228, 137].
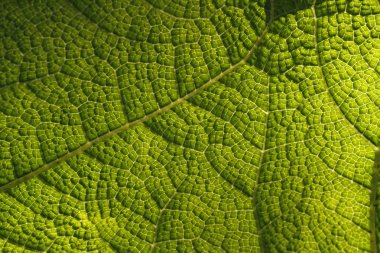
[0, 16, 272, 193]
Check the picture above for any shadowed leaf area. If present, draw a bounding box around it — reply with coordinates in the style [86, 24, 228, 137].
[0, 0, 379, 252]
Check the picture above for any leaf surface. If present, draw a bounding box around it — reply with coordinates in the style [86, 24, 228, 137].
[0, 0, 379, 252]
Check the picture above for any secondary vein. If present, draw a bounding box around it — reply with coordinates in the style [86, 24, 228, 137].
[0, 18, 272, 193]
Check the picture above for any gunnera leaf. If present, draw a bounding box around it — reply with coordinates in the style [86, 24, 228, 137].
[0, 0, 379, 252]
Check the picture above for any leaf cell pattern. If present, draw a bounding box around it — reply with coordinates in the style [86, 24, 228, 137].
[0, 0, 379, 252]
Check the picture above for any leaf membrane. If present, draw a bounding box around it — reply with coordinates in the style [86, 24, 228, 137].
[0, 0, 379, 252]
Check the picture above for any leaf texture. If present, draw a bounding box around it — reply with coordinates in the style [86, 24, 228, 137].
[0, 0, 379, 252]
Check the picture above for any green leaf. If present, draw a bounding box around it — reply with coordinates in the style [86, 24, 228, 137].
[0, 0, 379, 252]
